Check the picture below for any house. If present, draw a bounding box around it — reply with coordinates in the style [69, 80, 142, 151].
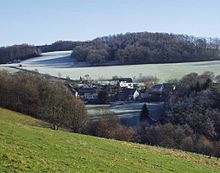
[151, 83, 175, 94]
[97, 80, 117, 86]
[148, 83, 175, 101]
[70, 88, 79, 97]
[117, 88, 140, 101]
[115, 78, 133, 83]
[78, 87, 98, 103]
[119, 81, 134, 89]
[151, 84, 163, 93]
[84, 92, 98, 101]
[67, 84, 79, 97]
[139, 89, 148, 101]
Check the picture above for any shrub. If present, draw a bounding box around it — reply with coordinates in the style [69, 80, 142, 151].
[87, 112, 134, 141]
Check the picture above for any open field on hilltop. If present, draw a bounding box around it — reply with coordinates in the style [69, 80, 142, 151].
[1, 51, 220, 81]
[0, 107, 220, 173]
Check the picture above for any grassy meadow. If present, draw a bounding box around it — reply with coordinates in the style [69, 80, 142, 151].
[0, 107, 219, 173]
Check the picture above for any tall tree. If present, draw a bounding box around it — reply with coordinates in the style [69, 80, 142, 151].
[140, 103, 149, 122]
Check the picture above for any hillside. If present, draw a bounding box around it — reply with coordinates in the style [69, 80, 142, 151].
[0, 44, 41, 64]
[71, 32, 220, 65]
[1, 32, 220, 66]
[0, 108, 219, 173]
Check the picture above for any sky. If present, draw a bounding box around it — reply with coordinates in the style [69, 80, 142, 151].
[1, 0, 220, 46]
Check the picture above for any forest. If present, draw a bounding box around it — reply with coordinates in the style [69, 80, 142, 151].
[0, 41, 78, 64]
[37, 40, 79, 53]
[137, 72, 220, 157]
[71, 32, 220, 65]
[0, 44, 41, 64]
[1, 32, 220, 65]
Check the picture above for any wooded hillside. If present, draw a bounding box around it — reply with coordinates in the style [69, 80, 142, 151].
[71, 32, 220, 65]
[0, 44, 41, 64]
[1, 32, 220, 65]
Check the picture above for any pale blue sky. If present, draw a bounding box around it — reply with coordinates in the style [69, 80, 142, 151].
[1, 0, 220, 46]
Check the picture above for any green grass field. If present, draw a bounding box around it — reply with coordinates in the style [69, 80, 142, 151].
[0, 108, 219, 173]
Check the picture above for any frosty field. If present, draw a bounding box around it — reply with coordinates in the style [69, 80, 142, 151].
[87, 102, 164, 119]
[86, 102, 164, 126]
[1, 51, 220, 81]
[0, 66, 19, 73]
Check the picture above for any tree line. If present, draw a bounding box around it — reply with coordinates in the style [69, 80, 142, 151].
[1, 32, 220, 65]
[37, 41, 79, 53]
[0, 44, 41, 64]
[0, 41, 79, 64]
[0, 71, 88, 132]
[71, 32, 220, 65]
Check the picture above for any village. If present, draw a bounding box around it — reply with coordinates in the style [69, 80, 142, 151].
[67, 77, 175, 104]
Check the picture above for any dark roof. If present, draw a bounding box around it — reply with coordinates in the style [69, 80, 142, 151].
[115, 78, 133, 83]
[163, 83, 174, 88]
[151, 83, 174, 92]
[139, 89, 147, 93]
[122, 88, 137, 95]
[151, 84, 163, 90]
[117, 88, 138, 100]
[78, 87, 97, 94]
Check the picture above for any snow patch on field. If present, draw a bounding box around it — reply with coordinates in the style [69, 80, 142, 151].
[1, 51, 220, 81]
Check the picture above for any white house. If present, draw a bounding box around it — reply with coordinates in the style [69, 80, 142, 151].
[119, 81, 134, 89]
